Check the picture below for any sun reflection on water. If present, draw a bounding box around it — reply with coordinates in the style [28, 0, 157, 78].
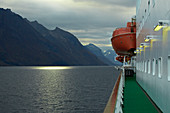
[33, 66, 73, 70]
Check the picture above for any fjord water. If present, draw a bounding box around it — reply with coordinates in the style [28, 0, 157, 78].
[0, 66, 120, 113]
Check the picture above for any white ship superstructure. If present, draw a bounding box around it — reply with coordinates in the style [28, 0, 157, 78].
[136, 0, 170, 112]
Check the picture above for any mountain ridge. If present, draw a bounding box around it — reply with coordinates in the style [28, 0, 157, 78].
[104, 49, 122, 65]
[85, 43, 116, 65]
[0, 8, 106, 66]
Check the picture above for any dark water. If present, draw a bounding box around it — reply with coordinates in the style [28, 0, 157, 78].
[0, 66, 120, 113]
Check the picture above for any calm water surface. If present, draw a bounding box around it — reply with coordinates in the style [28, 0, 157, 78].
[0, 66, 120, 113]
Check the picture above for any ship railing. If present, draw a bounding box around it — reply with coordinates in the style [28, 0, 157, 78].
[114, 71, 124, 113]
[103, 71, 124, 113]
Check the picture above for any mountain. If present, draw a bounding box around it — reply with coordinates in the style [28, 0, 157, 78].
[0, 8, 106, 66]
[85, 43, 115, 65]
[104, 49, 122, 65]
[29, 20, 107, 65]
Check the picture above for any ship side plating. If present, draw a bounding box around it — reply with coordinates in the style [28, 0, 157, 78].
[136, 0, 170, 112]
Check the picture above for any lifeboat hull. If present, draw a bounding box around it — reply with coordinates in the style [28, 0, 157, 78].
[111, 33, 136, 55]
[116, 56, 131, 63]
[116, 56, 124, 63]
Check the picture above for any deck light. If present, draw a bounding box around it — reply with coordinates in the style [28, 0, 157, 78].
[154, 20, 170, 31]
[154, 25, 163, 31]
[134, 50, 140, 54]
[139, 43, 145, 48]
[140, 43, 150, 47]
[140, 45, 143, 48]
[144, 38, 150, 42]
[145, 35, 159, 42]
[137, 47, 143, 51]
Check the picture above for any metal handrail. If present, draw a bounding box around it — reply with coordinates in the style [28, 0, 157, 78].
[103, 72, 122, 113]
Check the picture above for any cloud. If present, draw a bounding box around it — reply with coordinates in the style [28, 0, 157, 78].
[0, 0, 136, 50]
[1, 0, 135, 29]
[79, 38, 112, 48]
[73, 0, 136, 7]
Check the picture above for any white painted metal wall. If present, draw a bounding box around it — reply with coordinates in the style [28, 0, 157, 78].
[136, 0, 170, 112]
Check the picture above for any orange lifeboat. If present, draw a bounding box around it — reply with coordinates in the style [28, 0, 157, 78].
[111, 20, 136, 56]
[116, 56, 131, 63]
[116, 56, 124, 63]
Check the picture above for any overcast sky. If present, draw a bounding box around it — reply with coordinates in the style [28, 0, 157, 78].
[0, 0, 136, 50]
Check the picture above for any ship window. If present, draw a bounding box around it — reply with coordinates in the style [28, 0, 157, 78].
[152, 0, 155, 7]
[148, 60, 151, 74]
[140, 62, 141, 71]
[145, 61, 147, 73]
[152, 59, 156, 75]
[148, 0, 150, 5]
[168, 56, 170, 81]
[142, 62, 143, 71]
[158, 58, 162, 78]
[148, 0, 151, 15]
[141, 61, 143, 72]
[140, 61, 142, 71]
[141, 62, 142, 71]
[138, 62, 139, 71]
[143, 61, 145, 72]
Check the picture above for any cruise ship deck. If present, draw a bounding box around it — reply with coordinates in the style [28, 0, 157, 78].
[123, 75, 159, 113]
[104, 72, 161, 113]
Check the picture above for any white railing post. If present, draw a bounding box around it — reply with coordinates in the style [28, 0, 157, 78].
[114, 73, 124, 113]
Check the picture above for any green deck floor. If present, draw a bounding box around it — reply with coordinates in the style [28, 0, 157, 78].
[123, 76, 158, 113]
